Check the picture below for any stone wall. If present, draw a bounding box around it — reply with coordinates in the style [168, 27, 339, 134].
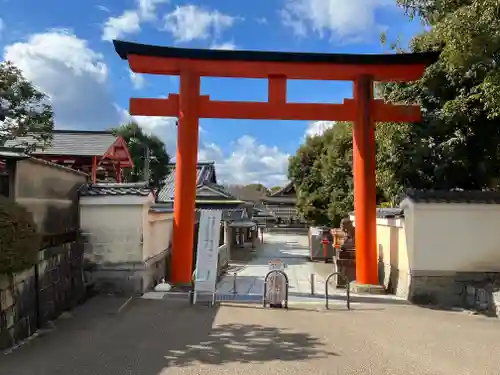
[0, 239, 85, 351]
[409, 271, 500, 316]
[88, 250, 169, 296]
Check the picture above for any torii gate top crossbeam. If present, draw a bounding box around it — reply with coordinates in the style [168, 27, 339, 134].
[113, 40, 439, 82]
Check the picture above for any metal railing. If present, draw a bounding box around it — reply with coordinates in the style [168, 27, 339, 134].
[325, 272, 350, 310]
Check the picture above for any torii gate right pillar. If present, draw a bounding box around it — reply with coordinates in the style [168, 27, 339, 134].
[352, 75, 377, 285]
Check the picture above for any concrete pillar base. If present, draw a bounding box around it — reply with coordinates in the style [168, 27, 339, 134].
[349, 281, 386, 295]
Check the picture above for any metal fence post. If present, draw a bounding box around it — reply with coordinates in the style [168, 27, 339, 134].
[233, 272, 237, 295]
[310, 273, 315, 296]
[325, 272, 350, 311]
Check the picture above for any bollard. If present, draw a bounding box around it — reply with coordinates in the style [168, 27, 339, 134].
[233, 272, 237, 295]
[310, 273, 315, 295]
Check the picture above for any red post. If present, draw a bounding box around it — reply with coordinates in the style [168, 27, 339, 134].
[115, 164, 122, 183]
[321, 238, 329, 263]
[170, 70, 200, 285]
[352, 76, 378, 285]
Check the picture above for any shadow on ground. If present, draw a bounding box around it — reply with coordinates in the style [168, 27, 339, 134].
[165, 321, 338, 367]
[0, 296, 336, 375]
[287, 291, 410, 306]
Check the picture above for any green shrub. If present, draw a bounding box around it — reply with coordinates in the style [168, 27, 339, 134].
[0, 196, 40, 274]
[378, 202, 392, 208]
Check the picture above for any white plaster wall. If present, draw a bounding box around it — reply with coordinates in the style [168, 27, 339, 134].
[349, 215, 410, 272]
[409, 203, 500, 272]
[142, 208, 173, 261]
[80, 196, 145, 264]
[375, 218, 409, 273]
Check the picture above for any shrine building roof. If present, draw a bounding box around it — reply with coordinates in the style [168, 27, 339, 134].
[157, 162, 217, 202]
[5, 130, 119, 157]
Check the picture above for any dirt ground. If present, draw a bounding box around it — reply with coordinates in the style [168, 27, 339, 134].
[1, 294, 499, 375]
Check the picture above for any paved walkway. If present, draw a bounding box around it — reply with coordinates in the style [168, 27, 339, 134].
[215, 232, 406, 306]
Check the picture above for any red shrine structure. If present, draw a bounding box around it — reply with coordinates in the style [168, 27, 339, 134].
[114, 40, 439, 286]
[5, 130, 133, 183]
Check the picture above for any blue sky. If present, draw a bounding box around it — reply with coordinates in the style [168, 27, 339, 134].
[0, 0, 425, 186]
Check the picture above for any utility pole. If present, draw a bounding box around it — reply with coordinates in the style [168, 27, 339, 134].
[143, 146, 151, 182]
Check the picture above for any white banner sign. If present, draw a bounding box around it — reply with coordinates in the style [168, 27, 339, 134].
[194, 210, 222, 302]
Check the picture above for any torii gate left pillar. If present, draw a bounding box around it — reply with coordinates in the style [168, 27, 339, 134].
[113, 40, 439, 286]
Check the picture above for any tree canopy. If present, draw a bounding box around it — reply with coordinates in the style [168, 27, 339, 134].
[289, 0, 500, 226]
[113, 122, 170, 188]
[269, 186, 283, 194]
[0, 61, 54, 151]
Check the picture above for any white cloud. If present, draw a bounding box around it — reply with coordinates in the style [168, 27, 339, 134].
[305, 121, 335, 138]
[4, 30, 119, 129]
[96, 5, 110, 13]
[101, 0, 168, 41]
[129, 71, 146, 89]
[199, 136, 290, 187]
[163, 5, 236, 43]
[210, 41, 237, 50]
[137, 0, 168, 21]
[118, 107, 178, 155]
[257, 17, 268, 24]
[120, 107, 288, 186]
[4, 27, 287, 187]
[280, 0, 393, 42]
[102, 10, 141, 41]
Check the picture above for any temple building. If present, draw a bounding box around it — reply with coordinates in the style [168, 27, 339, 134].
[156, 162, 258, 247]
[261, 182, 305, 226]
[4, 130, 133, 183]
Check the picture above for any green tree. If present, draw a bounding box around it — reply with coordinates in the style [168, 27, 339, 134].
[245, 183, 268, 194]
[290, 0, 500, 222]
[113, 122, 170, 188]
[320, 122, 354, 227]
[288, 122, 352, 226]
[377, 0, 500, 200]
[269, 186, 282, 194]
[0, 61, 54, 151]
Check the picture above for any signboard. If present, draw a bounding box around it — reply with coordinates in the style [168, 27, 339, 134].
[265, 270, 287, 306]
[193, 209, 222, 303]
[268, 259, 285, 270]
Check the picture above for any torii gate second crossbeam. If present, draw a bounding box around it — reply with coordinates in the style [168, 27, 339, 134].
[113, 40, 439, 287]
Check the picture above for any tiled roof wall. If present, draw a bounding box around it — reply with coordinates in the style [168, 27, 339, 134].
[80, 182, 151, 197]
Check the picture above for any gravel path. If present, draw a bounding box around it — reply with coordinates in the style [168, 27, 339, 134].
[1, 295, 499, 375]
[2, 233, 499, 375]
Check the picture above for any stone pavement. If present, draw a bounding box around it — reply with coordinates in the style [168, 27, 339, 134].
[1, 294, 500, 375]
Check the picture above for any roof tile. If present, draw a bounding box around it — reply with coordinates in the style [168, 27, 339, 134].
[403, 189, 500, 204]
[157, 162, 217, 202]
[80, 182, 151, 197]
[4, 130, 118, 156]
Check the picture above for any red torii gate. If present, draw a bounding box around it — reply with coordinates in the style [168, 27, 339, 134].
[113, 40, 439, 286]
